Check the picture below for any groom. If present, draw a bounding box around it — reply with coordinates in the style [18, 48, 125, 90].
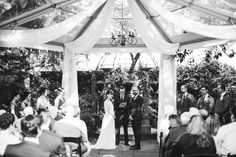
[129, 87, 143, 150]
[114, 85, 130, 146]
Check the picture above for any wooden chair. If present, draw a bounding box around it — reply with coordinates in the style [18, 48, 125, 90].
[63, 137, 82, 157]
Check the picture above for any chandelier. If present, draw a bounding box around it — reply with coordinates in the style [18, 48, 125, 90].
[109, 0, 137, 47]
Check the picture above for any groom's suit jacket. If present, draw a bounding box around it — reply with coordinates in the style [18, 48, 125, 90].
[130, 95, 143, 120]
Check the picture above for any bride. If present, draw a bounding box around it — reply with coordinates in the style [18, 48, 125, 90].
[93, 89, 116, 149]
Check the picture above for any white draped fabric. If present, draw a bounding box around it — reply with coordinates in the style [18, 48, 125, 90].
[127, 0, 179, 55]
[150, 1, 236, 40]
[0, 1, 105, 47]
[128, 0, 178, 138]
[158, 54, 177, 138]
[62, 0, 116, 105]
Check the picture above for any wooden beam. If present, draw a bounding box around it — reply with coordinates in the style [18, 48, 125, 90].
[135, 0, 173, 43]
[72, 1, 107, 41]
[0, 0, 78, 29]
[168, 0, 236, 24]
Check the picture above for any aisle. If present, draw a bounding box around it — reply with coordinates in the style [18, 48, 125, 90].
[89, 140, 159, 157]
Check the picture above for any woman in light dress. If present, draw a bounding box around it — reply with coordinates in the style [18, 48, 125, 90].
[93, 89, 116, 149]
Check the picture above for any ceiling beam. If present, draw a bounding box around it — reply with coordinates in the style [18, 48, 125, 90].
[0, 0, 78, 29]
[135, 0, 173, 43]
[72, 1, 107, 41]
[168, 0, 236, 24]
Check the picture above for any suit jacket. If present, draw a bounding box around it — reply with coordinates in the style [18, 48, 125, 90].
[130, 95, 143, 120]
[215, 93, 231, 115]
[114, 92, 130, 119]
[197, 94, 214, 113]
[39, 130, 66, 157]
[3, 141, 50, 157]
[178, 93, 195, 113]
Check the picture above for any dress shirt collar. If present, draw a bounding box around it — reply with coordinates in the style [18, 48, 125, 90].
[24, 137, 39, 144]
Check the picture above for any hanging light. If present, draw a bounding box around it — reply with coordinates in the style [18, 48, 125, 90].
[109, 0, 137, 47]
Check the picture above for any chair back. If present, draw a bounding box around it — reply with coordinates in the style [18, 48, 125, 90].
[63, 137, 82, 157]
[182, 154, 219, 157]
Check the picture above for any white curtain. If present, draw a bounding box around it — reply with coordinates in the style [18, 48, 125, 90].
[0, 1, 105, 47]
[62, 0, 116, 106]
[128, 0, 178, 138]
[158, 54, 177, 138]
[127, 0, 179, 55]
[150, 1, 236, 40]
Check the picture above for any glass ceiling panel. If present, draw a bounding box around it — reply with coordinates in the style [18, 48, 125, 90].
[143, 0, 231, 36]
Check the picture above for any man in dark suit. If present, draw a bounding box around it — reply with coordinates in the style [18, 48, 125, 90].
[129, 87, 143, 150]
[178, 84, 195, 114]
[196, 86, 214, 115]
[114, 85, 130, 146]
[3, 115, 50, 157]
[215, 84, 231, 125]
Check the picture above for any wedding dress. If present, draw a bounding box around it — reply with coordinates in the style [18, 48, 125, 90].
[93, 99, 116, 149]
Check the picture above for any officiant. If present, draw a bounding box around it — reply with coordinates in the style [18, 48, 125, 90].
[114, 85, 130, 146]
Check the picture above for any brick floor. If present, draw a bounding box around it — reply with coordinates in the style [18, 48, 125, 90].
[89, 140, 159, 157]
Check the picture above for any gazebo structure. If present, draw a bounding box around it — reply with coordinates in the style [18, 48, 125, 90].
[1, 0, 236, 135]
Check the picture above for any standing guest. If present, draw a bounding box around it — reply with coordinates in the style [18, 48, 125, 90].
[171, 116, 216, 157]
[178, 84, 195, 114]
[3, 115, 50, 157]
[38, 112, 67, 157]
[129, 87, 143, 150]
[21, 93, 31, 110]
[215, 84, 231, 125]
[197, 86, 214, 115]
[114, 85, 130, 146]
[54, 88, 65, 110]
[10, 93, 22, 118]
[215, 106, 236, 156]
[0, 113, 21, 156]
[36, 87, 51, 111]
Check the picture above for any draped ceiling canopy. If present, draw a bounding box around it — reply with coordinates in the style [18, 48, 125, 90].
[1, 0, 236, 136]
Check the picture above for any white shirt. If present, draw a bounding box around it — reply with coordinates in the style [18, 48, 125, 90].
[215, 122, 236, 155]
[0, 129, 21, 155]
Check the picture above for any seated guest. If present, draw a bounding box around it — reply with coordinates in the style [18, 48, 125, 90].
[164, 112, 191, 157]
[3, 115, 50, 157]
[38, 112, 67, 157]
[215, 106, 236, 156]
[53, 106, 91, 157]
[171, 115, 216, 157]
[206, 115, 220, 137]
[15, 106, 34, 133]
[0, 113, 21, 156]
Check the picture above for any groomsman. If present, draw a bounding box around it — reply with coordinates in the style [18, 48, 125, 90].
[178, 84, 195, 114]
[129, 87, 143, 150]
[114, 86, 130, 146]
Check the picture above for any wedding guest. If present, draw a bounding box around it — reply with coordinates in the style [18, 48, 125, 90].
[54, 88, 65, 110]
[36, 87, 51, 111]
[10, 93, 22, 118]
[54, 106, 90, 157]
[215, 105, 236, 156]
[21, 93, 31, 110]
[178, 84, 195, 114]
[215, 83, 231, 125]
[0, 113, 21, 156]
[205, 115, 220, 137]
[38, 112, 67, 157]
[171, 115, 216, 157]
[3, 115, 50, 157]
[114, 85, 130, 146]
[129, 87, 143, 150]
[164, 113, 190, 157]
